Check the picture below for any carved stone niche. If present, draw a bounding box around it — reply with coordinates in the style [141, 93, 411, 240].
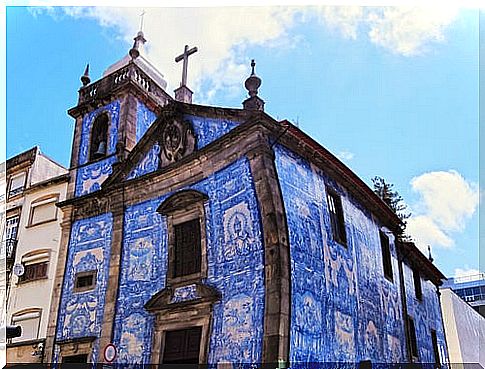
[144, 283, 221, 365]
[158, 117, 196, 168]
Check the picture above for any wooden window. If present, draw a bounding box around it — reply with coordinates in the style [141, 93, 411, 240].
[29, 196, 58, 226]
[326, 189, 347, 246]
[11, 309, 41, 343]
[74, 270, 97, 292]
[380, 231, 393, 281]
[162, 326, 202, 364]
[174, 219, 201, 278]
[431, 329, 440, 366]
[413, 269, 423, 301]
[407, 315, 419, 361]
[19, 250, 50, 283]
[89, 113, 109, 161]
[8, 172, 26, 198]
[19, 262, 48, 282]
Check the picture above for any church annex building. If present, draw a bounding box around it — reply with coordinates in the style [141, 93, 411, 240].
[43, 31, 448, 365]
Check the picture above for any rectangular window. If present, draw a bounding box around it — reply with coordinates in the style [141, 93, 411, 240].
[174, 219, 201, 278]
[431, 329, 440, 366]
[29, 199, 58, 226]
[8, 173, 26, 198]
[413, 269, 423, 301]
[19, 262, 48, 282]
[162, 326, 202, 364]
[407, 315, 419, 361]
[11, 310, 41, 343]
[4, 215, 19, 241]
[326, 189, 347, 246]
[74, 270, 97, 292]
[380, 231, 393, 281]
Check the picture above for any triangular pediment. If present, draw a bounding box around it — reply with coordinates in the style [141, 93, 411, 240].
[104, 101, 253, 187]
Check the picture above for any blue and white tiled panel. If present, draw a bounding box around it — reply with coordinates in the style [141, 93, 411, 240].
[55, 214, 113, 363]
[78, 100, 120, 166]
[403, 263, 448, 363]
[75, 155, 117, 196]
[113, 197, 167, 365]
[114, 158, 265, 365]
[127, 114, 241, 180]
[185, 114, 239, 150]
[136, 100, 157, 142]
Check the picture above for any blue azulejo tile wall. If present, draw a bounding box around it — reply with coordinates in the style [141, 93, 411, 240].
[185, 114, 239, 150]
[75, 100, 121, 196]
[75, 155, 117, 196]
[136, 100, 157, 142]
[126, 114, 241, 181]
[274, 144, 407, 363]
[56, 213, 113, 363]
[113, 157, 265, 365]
[403, 263, 448, 363]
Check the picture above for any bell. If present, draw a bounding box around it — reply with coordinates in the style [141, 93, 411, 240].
[93, 141, 106, 158]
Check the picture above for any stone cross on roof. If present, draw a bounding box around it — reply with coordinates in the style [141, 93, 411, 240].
[175, 45, 198, 87]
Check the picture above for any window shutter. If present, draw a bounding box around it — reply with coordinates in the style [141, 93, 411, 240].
[31, 201, 57, 224]
[174, 219, 201, 277]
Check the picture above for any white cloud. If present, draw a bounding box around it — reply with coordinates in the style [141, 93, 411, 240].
[315, 6, 459, 56]
[406, 170, 479, 252]
[29, 6, 460, 102]
[336, 150, 354, 161]
[30, 6, 300, 104]
[454, 267, 483, 280]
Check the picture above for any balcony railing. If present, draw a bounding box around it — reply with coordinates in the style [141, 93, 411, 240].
[3, 238, 18, 260]
[78, 62, 166, 105]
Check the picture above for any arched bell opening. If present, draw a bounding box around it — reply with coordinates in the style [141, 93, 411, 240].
[89, 113, 109, 161]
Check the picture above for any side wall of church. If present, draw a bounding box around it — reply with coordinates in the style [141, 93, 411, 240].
[274, 144, 406, 363]
[403, 263, 448, 363]
[55, 213, 113, 363]
[113, 157, 265, 365]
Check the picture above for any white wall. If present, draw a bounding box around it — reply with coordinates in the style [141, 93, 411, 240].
[440, 288, 485, 367]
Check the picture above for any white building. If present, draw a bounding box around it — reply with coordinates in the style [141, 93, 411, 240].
[440, 287, 485, 368]
[4, 147, 67, 364]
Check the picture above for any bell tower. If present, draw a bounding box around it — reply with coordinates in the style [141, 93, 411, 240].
[66, 31, 173, 198]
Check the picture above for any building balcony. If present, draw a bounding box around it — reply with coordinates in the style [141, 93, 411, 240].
[4, 238, 18, 261]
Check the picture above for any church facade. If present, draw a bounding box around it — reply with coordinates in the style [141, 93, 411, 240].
[44, 33, 448, 366]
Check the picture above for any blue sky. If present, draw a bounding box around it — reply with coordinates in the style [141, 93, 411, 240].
[6, 6, 480, 278]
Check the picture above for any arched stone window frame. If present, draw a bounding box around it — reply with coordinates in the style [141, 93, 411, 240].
[88, 111, 111, 162]
[157, 189, 209, 287]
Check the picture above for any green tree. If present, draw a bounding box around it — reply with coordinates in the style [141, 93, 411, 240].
[372, 176, 411, 240]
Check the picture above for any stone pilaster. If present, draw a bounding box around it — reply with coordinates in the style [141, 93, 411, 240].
[98, 190, 125, 361]
[247, 132, 291, 365]
[43, 205, 74, 362]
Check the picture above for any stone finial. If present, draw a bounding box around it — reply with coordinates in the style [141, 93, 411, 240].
[129, 31, 147, 59]
[80, 63, 91, 86]
[428, 245, 434, 263]
[243, 59, 264, 111]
